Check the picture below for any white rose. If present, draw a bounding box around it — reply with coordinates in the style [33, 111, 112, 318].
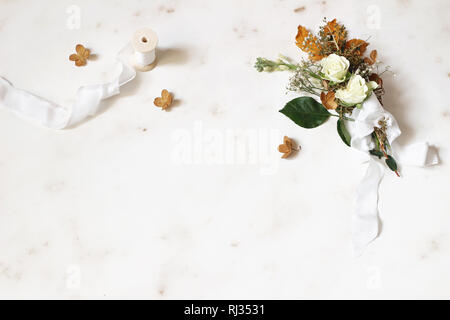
[320, 54, 350, 83]
[335, 75, 371, 106]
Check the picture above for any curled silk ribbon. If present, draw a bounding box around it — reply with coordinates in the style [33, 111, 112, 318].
[0, 45, 136, 129]
[345, 94, 439, 256]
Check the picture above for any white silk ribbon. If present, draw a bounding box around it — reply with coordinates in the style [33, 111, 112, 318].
[345, 94, 439, 256]
[0, 45, 136, 129]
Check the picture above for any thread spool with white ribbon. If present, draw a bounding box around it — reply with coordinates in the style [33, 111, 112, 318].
[130, 28, 158, 72]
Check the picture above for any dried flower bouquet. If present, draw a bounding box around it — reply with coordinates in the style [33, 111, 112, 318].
[255, 18, 397, 175]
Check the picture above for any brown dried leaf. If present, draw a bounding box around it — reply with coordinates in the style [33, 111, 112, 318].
[369, 73, 383, 88]
[345, 39, 369, 56]
[370, 49, 377, 61]
[323, 19, 347, 46]
[295, 25, 323, 61]
[320, 91, 338, 110]
[364, 49, 378, 65]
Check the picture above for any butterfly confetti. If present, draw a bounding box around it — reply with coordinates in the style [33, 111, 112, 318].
[320, 91, 338, 110]
[154, 89, 173, 110]
[278, 136, 300, 159]
[69, 44, 91, 67]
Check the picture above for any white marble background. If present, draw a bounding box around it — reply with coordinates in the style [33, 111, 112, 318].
[0, 0, 449, 299]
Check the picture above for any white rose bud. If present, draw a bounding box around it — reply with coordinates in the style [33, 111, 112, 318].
[278, 65, 290, 71]
[367, 81, 379, 90]
[335, 75, 370, 106]
[320, 54, 350, 83]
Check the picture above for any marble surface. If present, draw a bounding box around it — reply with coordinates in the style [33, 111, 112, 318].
[0, 0, 449, 299]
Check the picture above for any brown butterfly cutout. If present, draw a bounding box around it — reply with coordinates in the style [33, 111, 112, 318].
[69, 44, 90, 67]
[364, 50, 378, 65]
[154, 89, 173, 110]
[320, 91, 338, 110]
[278, 136, 300, 159]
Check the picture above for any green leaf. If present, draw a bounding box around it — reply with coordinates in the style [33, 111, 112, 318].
[337, 119, 351, 147]
[371, 132, 381, 150]
[279, 97, 331, 129]
[385, 155, 398, 172]
[369, 149, 384, 159]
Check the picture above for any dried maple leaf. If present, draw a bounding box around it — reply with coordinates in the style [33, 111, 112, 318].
[364, 50, 378, 65]
[154, 89, 173, 110]
[295, 25, 323, 61]
[278, 136, 300, 159]
[323, 19, 347, 48]
[69, 44, 90, 67]
[345, 39, 369, 56]
[320, 91, 338, 110]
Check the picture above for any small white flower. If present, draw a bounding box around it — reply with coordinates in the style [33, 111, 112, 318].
[335, 75, 371, 105]
[320, 54, 350, 83]
[367, 81, 379, 90]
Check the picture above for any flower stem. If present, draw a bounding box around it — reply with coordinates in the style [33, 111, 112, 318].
[331, 114, 354, 121]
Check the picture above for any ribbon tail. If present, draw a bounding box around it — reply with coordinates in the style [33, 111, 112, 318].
[392, 142, 439, 167]
[0, 44, 136, 130]
[352, 159, 385, 257]
[0, 76, 70, 129]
